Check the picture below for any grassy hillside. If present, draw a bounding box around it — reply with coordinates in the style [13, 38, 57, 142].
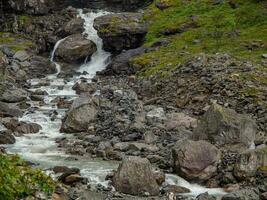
[132, 0, 267, 76]
[0, 154, 55, 200]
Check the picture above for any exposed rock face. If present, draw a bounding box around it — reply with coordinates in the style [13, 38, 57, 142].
[60, 97, 98, 133]
[94, 13, 147, 53]
[55, 34, 96, 64]
[99, 47, 145, 75]
[234, 145, 267, 181]
[8, 0, 50, 15]
[112, 156, 160, 196]
[0, 51, 8, 78]
[194, 103, 257, 148]
[5, 0, 152, 14]
[172, 140, 220, 182]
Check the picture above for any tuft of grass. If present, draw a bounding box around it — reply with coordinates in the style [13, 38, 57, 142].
[133, 0, 267, 76]
[0, 154, 55, 200]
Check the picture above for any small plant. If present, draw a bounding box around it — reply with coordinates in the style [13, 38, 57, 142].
[0, 154, 55, 200]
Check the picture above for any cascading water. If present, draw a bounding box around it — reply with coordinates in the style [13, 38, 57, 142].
[50, 37, 67, 75]
[3, 9, 226, 198]
[77, 10, 111, 79]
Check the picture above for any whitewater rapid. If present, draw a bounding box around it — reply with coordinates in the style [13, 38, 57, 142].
[3, 9, 226, 197]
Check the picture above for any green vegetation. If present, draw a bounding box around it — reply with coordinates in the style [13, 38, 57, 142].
[17, 15, 30, 23]
[0, 154, 55, 200]
[0, 32, 34, 52]
[132, 0, 267, 76]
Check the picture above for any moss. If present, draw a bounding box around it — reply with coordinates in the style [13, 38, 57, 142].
[17, 15, 30, 23]
[133, 0, 267, 77]
[0, 154, 55, 200]
[258, 166, 267, 171]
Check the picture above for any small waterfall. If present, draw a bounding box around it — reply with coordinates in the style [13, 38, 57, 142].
[77, 10, 111, 79]
[50, 38, 67, 75]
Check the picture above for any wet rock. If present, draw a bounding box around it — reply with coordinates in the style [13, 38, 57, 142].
[58, 167, 80, 182]
[94, 13, 147, 53]
[55, 34, 97, 64]
[262, 54, 267, 59]
[64, 174, 88, 185]
[196, 192, 216, 200]
[222, 188, 259, 200]
[194, 103, 257, 148]
[26, 56, 56, 78]
[1, 88, 28, 103]
[112, 156, 160, 196]
[0, 102, 23, 117]
[234, 145, 267, 181]
[14, 122, 42, 134]
[0, 130, 15, 144]
[61, 97, 98, 133]
[165, 185, 191, 194]
[99, 47, 145, 75]
[172, 139, 220, 182]
[53, 166, 70, 174]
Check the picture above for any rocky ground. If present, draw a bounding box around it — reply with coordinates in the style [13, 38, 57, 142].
[0, 0, 267, 200]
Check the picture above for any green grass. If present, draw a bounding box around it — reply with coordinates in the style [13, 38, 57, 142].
[0, 154, 55, 200]
[132, 0, 267, 76]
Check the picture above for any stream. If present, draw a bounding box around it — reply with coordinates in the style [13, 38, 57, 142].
[4, 9, 226, 198]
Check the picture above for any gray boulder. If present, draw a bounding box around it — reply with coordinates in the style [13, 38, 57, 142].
[99, 47, 145, 75]
[0, 102, 23, 117]
[94, 13, 147, 53]
[172, 139, 220, 182]
[62, 17, 85, 37]
[194, 103, 257, 148]
[112, 156, 160, 196]
[234, 145, 267, 181]
[55, 34, 96, 64]
[61, 97, 98, 133]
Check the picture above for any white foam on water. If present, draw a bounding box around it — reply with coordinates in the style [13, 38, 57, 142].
[77, 9, 111, 79]
[165, 174, 226, 197]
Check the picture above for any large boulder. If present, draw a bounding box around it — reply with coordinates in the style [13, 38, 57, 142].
[234, 145, 267, 181]
[60, 97, 98, 133]
[99, 47, 145, 75]
[94, 13, 147, 53]
[112, 156, 160, 196]
[172, 140, 220, 182]
[194, 103, 257, 148]
[55, 34, 97, 64]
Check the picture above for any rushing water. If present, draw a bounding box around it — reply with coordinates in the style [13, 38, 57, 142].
[4, 9, 226, 198]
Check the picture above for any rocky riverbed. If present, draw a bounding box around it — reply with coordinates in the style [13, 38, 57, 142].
[0, 0, 267, 200]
